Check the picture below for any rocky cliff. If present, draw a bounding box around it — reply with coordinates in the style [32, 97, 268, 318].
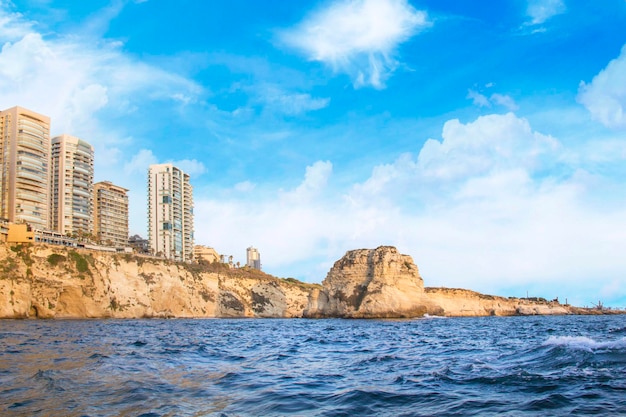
[0, 243, 605, 319]
[0, 243, 315, 319]
[304, 246, 427, 318]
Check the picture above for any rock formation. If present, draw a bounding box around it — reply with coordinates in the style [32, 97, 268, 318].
[0, 243, 610, 319]
[0, 243, 314, 319]
[305, 246, 427, 318]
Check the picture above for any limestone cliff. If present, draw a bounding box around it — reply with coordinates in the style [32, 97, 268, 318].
[0, 243, 610, 319]
[305, 246, 572, 318]
[0, 243, 315, 319]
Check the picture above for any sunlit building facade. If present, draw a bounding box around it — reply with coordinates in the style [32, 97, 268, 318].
[94, 181, 129, 247]
[50, 134, 94, 237]
[194, 245, 220, 264]
[0, 106, 51, 229]
[147, 163, 194, 262]
[246, 246, 261, 270]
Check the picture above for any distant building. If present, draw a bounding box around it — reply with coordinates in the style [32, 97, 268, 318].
[94, 181, 129, 247]
[128, 234, 150, 254]
[0, 106, 51, 229]
[147, 163, 194, 262]
[194, 245, 219, 263]
[246, 246, 261, 270]
[50, 134, 94, 237]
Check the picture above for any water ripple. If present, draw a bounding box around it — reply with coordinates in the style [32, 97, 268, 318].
[1, 316, 626, 416]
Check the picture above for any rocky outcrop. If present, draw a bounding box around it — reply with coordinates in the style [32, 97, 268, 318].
[305, 246, 573, 317]
[0, 243, 612, 319]
[305, 246, 427, 318]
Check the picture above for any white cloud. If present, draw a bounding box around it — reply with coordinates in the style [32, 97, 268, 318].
[281, 0, 429, 89]
[416, 113, 558, 182]
[253, 84, 330, 115]
[467, 89, 518, 111]
[526, 0, 566, 25]
[284, 160, 333, 202]
[490, 93, 519, 111]
[124, 149, 158, 175]
[467, 89, 490, 107]
[577, 44, 626, 129]
[234, 181, 256, 193]
[0, 4, 201, 140]
[0, 6, 32, 39]
[124, 150, 206, 178]
[173, 159, 207, 177]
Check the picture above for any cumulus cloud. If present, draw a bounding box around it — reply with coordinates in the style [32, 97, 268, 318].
[526, 0, 566, 25]
[281, 0, 429, 89]
[577, 44, 626, 129]
[416, 113, 558, 182]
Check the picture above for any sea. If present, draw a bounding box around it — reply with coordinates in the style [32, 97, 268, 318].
[1, 315, 625, 416]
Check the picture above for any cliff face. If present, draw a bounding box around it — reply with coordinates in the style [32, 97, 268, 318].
[0, 243, 580, 319]
[0, 244, 313, 319]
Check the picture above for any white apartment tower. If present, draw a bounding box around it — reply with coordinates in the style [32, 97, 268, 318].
[147, 163, 194, 262]
[50, 134, 94, 237]
[246, 246, 261, 270]
[0, 106, 51, 229]
[94, 181, 129, 247]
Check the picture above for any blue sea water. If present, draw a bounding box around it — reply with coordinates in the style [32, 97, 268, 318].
[1, 315, 625, 416]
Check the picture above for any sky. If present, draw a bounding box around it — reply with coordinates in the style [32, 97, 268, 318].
[1, 0, 626, 308]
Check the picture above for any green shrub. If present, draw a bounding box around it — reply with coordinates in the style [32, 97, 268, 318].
[68, 251, 90, 274]
[47, 253, 66, 266]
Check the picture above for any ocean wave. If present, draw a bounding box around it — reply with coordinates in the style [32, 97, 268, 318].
[542, 336, 626, 352]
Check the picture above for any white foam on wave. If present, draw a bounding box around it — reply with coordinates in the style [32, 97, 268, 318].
[542, 336, 626, 352]
[422, 314, 446, 319]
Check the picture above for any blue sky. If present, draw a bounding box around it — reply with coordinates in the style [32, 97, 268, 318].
[2, 0, 626, 308]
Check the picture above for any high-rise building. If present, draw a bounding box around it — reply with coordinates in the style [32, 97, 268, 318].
[147, 163, 194, 262]
[0, 106, 51, 229]
[246, 246, 261, 270]
[50, 134, 94, 237]
[94, 181, 129, 247]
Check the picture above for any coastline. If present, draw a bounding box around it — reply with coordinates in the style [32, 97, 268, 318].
[1, 243, 623, 319]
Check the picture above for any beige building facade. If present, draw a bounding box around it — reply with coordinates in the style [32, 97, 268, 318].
[194, 245, 220, 263]
[50, 134, 94, 237]
[0, 106, 51, 229]
[246, 246, 261, 270]
[147, 163, 194, 262]
[94, 181, 129, 247]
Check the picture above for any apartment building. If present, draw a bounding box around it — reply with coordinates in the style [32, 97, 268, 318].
[50, 134, 94, 237]
[0, 106, 51, 229]
[147, 163, 194, 262]
[246, 246, 261, 270]
[94, 181, 129, 247]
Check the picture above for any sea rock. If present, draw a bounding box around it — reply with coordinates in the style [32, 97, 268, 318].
[306, 246, 428, 318]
